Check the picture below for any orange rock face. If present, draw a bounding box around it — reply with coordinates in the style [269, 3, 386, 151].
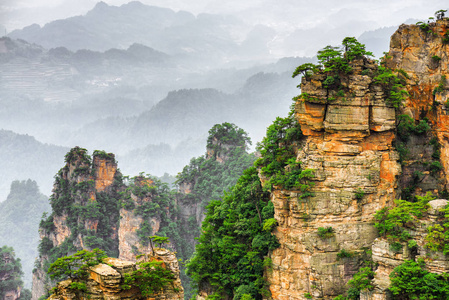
[93, 154, 118, 192]
[268, 19, 449, 300]
[267, 57, 401, 299]
[388, 19, 449, 189]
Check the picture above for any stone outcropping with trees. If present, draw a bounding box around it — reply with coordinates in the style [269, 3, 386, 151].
[32, 123, 255, 300]
[46, 248, 183, 300]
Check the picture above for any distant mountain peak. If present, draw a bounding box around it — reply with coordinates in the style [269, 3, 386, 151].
[94, 1, 109, 10]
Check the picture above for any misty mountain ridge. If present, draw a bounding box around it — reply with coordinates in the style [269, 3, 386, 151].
[6, 1, 398, 63]
[0, 1, 400, 206]
[0, 36, 305, 199]
[0, 130, 69, 200]
[8, 1, 255, 64]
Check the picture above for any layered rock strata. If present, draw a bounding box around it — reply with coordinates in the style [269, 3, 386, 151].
[267, 19, 449, 300]
[268, 57, 401, 299]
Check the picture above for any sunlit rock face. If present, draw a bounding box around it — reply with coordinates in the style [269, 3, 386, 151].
[387, 19, 449, 187]
[361, 19, 449, 300]
[267, 56, 400, 299]
[267, 19, 449, 300]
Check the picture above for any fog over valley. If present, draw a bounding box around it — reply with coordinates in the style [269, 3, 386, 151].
[0, 0, 444, 201]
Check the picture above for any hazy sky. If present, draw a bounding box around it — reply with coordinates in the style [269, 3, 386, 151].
[0, 0, 448, 57]
[1, 0, 447, 33]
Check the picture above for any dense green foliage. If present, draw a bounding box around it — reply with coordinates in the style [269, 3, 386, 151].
[292, 37, 373, 88]
[255, 109, 313, 194]
[389, 259, 449, 299]
[47, 249, 106, 281]
[186, 167, 279, 299]
[424, 204, 449, 254]
[177, 123, 255, 207]
[0, 246, 31, 300]
[0, 180, 50, 288]
[396, 115, 430, 142]
[371, 193, 449, 299]
[374, 193, 433, 250]
[174, 123, 256, 298]
[393, 112, 441, 201]
[373, 67, 409, 108]
[317, 227, 335, 239]
[122, 259, 176, 296]
[207, 122, 251, 152]
[333, 263, 375, 300]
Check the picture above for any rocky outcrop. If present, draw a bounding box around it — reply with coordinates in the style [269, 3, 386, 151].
[268, 56, 401, 299]
[387, 19, 449, 193]
[32, 148, 121, 300]
[362, 199, 449, 300]
[359, 19, 449, 299]
[267, 19, 449, 300]
[48, 249, 183, 300]
[93, 154, 118, 192]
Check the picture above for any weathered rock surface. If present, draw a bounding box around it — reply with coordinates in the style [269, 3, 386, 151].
[387, 19, 449, 188]
[362, 199, 449, 300]
[118, 178, 163, 262]
[267, 19, 449, 300]
[267, 56, 401, 299]
[48, 249, 183, 300]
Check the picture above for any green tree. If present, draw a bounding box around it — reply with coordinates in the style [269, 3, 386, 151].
[341, 37, 373, 61]
[186, 167, 279, 299]
[207, 122, 251, 151]
[389, 259, 449, 299]
[292, 63, 320, 80]
[122, 260, 176, 297]
[47, 249, 107, 281]
[435, 9, 447, 20]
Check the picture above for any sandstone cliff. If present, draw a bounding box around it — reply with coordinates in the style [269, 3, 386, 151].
[267, 55, 401, 299]
[267, 18, 449, 300]
[48, 249, 183, 300]
[362, 18, 449, 300]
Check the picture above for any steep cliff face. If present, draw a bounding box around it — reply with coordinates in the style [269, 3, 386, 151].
[267, 18, 449, 300]
[267, 56, 401, 299]
[48, 249, 183, 300]
[361, 18, 449, 300]
[118, 177, 164, 262]
[387, 19, 449, 196]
